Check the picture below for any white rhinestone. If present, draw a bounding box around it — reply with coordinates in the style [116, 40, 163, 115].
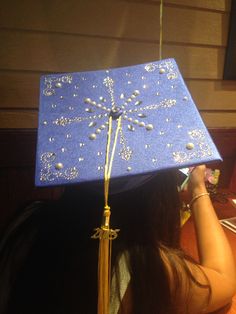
[138, 113, 146, 118]
[146, 124, 154, 131]
[127, 166, 132, 171]
[133, 90, 140, 96]
[186, 143, 194, 150]
[89, 133, 97, 140]
[55, 82, 62, 88]
[133, 119, 139, 124]
[95, 129, 101, 134]
[139, 122, 145, 127]
[55, 162, 63, 170]
[84, 98, 91, 103]
[159, 68, 165, 74]
[88, 121, 97, 128]
[128, 125, 135, 131]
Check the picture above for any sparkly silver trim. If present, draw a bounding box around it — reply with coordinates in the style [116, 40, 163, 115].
[43, 75, 72, 97]
[39, 151, 79, 182]
[173, 129, 212, 163]
[53, 113, 109, 126]
[144, 60, 178, 80]
[119, 128, 133, 161]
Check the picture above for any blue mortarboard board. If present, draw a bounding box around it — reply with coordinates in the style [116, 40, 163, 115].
[35, 58, 221, 188]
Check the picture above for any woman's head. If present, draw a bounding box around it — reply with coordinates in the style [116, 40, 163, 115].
[62, 168, 181, 249]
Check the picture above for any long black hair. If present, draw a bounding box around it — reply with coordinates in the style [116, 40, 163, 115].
[0, 170, 209, 313]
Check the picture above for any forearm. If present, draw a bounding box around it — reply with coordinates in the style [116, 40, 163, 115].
[191, 184, 236, 281]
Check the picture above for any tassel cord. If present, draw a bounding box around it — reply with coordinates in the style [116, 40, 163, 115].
[97, 115, 122, 314]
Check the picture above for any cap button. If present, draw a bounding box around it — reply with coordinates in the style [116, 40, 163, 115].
[110, 106, 123, 120]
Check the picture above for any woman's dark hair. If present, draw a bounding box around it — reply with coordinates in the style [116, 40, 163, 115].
[0, 170, 210, 314]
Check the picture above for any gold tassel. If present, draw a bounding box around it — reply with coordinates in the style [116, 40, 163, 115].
[98, 238, 110, 314]
[98, 208, 112, 314]
[92, 209, 119, 314]
[92, 116, 121, 314]
[159, 0, 163, 60]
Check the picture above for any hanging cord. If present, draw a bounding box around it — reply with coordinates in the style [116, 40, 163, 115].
[92, 115, 121, 314]
[159, 0, 163, 60]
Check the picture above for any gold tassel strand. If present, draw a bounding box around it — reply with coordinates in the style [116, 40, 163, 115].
[159, 0, 163, 60]
[92, 116, 121, 314]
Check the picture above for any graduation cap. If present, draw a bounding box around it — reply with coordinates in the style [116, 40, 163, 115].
[35, 58, 221, 314]
[35, 58, 221, 188]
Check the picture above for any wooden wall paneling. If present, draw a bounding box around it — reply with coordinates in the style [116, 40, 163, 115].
[201, 112, 236, 128]
[0, 129, 36, 167]
[230, 161, 236, 193]
[0, 0, 229, 46]
[209, 128, 236, 158]
[135, 0, 231, 12]
[186, 80, 236, 110]
[0, 71, 40, 109]
[1, 73, 236, 111]
[0, 30, 226, 78]
[0, 110, 38, 128]
[209, 128, 236, 188]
